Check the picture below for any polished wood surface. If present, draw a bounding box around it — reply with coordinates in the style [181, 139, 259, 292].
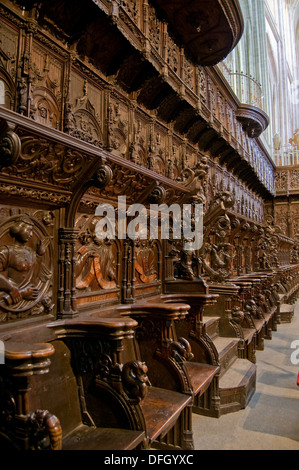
[0, 0, 298, 451]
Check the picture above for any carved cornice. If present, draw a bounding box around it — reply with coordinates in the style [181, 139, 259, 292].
[150, 0, 244, 66]
[236, 104, 270, 139]
[0, 1, 275, 197]
[0, 107, 190, 206]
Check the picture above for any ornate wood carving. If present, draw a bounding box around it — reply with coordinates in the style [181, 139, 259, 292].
[0, 340, 61, 450]
[0, 212, 54, 323]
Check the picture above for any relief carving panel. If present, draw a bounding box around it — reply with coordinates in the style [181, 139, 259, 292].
[0, 208, 54, 323]
[75, 213, 119, 306]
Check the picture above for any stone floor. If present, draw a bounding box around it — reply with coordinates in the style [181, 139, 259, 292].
[193, 302, 299, 450]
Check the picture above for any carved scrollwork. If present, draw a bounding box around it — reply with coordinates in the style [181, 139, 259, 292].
[27, 410, 62, 450]
[69, 338, 110, 376]
[1, 133, 94, 190]
[135, 319, 160, 342]
[169, 337, 194, 363]
[95, 164, 113, 188]
[147, 185, 166, 204]
[0, 130, 21, 168]
[214, 190, 235, 210]
[180, 157, 209, 204]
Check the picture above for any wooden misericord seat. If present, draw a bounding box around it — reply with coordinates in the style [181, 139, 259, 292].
[116, 300, 220, 422]
[0, 335, 148, 451]
[47, 315, 193, 451]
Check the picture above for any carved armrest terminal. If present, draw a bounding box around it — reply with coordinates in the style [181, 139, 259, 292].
[0, 340, 62, 450]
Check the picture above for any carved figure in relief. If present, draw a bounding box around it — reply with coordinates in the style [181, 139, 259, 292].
[135, 240, 157, 284]
[180, 157, 209, 203]
[245, 299, 258, 319]
[76, 239, 117, 291]
[202, 241, 234, 282]
[231, 306, 244, 324]
[0, 216, 49, 309]
[64, 103, 76, 134]
[171, 247, 197, 281]
[169, 337, 194, 362]
[18, 78, 28, 115]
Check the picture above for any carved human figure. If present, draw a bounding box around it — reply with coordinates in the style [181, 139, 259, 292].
[18, 78, 28, 114]
[172, 247, 197, 281]
[0, 216, 45, 306]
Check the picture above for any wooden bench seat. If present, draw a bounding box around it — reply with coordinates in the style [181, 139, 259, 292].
[0, 313, 193, 451]
[62, 425, 145, 451]
[184, 362, 219, 397]
[139, 386, 191, 445]
[117, 301, 220, 419]
[48, 315, 193, 451]
[252, 318, 265, 350]
[280, 303, 295, 322]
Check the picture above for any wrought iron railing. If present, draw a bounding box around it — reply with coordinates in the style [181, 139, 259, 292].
[218, 63, 263, 109]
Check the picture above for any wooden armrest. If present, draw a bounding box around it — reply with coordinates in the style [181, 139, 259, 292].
[4, 341, 55, 376]
[116, 302, 190, 321]
[48, 316, 138, 341]
[150, 293, 219, 308]
[184, 362, 219, 396]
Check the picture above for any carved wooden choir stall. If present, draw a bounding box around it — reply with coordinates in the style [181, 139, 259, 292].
[0, 0, 298, 451]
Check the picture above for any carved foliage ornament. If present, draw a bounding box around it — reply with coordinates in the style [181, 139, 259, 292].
[2, 134, 92, 189]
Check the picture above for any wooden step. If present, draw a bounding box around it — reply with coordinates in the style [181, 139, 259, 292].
[219, 359, 256, 416]
[202, 316, 220, 339]
[213, 336, 240, 377]
[280, 303, 294, 322]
